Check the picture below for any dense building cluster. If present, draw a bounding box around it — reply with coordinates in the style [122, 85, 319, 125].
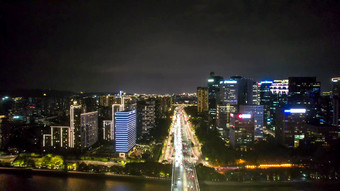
[0, 90, 171, 156]
[197, 73, 340, 150]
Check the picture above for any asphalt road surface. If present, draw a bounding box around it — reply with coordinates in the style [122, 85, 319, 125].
[171, 106, 200, 191]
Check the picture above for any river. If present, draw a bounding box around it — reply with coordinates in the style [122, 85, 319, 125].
[0, 173, 339, 191]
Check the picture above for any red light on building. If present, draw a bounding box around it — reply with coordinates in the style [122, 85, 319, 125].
[238, 114, 251, 119]
[29, 106, 35, 109]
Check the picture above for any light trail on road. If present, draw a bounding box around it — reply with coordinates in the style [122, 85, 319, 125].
[171, 106, 200, 191]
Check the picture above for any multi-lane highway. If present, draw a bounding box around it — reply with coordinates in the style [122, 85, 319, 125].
[171, 106, 200, 191]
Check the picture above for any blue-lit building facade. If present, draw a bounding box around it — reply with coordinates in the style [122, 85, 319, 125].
[114, 110, 136, 153]
[259, 81, 275, 129]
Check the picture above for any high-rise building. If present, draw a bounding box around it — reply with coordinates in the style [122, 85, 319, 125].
[155, 96, 172, 118]
[259, 81, 275, 129]
[43, 103, 98, 149]
[239, 105, 264, 139]
[230, 76, 255, 105]
[275, 108, 307, 148]
[319, 92, 333, 125]
[331, 77, 340, 126]
[216, 104, 237, 139]
[270, 79, 289, 95]
[208, 72, 223, 124]
[0, 116, 10, 149]
[271, 80, 289, 124]
[70, 104, 82, 148]
[219, 80, 238, 105]
[216, 80, 238, 138]
[137, 100, 156, 136]
[252, 83, 260, 105]
[103, 120, 113, 141]
[102, 95, 125, 141]
[45, 126, 71, 148]
[115, 110, 137, 153]
[288, 77, 320, 125]
[99, 95, 116, 107]
[80, 111, 98, 148]
[197, 87, 209, 113]
[229, 113, 254, 150]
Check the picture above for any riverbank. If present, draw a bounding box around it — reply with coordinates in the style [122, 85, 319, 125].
[200, 180, 340, 187]
[0, 167, 170, 184]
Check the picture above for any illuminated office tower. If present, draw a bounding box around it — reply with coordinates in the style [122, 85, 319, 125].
[275, 108, 307, 148]
[288, 77, 320, 125]
[115, 110, 136, 153]
[70, 104, 82, 148]
[270, 79, 289, 95]
[259, 81, 275, 129]
[252, 83, 260, 105]
[239, 105, 264, 139]
[197, 87, 209, 113]
[80, 111, 98, 148]
[219, 80, 238, 105]
[217, 80, 238, 138]
[216, 104, 237, 139]
[318, 92, 333, 125]
[331, 77, 340, 126]
[270, 80, 289, 117]
[208, 72, 223, 125]
[229, 113, 254, 150]
[230, 76, 255, 105]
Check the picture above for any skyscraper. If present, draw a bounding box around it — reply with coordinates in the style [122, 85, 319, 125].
[239, 105, 264, 139]
[229, 113, 254, 150]
[80, 111, 98, 148]
[259, 81, 275, 129]
[217, 80, 238, 138]
[69, 104, 82, 148]
[288, 77, 320, 125]
[115, 110, 136, 153]
[331, 77, 340, 126]
[219, 80, 238, 105]
[208, 72, 223, 125]
[275, 108, 307, 148]
[137, 100, 156, 136]
[197, 87, 209, 113]
[230, 76, 255, 105]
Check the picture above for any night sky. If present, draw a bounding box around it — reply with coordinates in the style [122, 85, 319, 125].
[2, 0, 340, 94]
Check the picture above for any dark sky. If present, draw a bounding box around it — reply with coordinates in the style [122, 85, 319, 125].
[2, 0, 340, 94]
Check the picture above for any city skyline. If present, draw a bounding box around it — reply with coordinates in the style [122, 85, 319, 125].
[2, 1, 340, 191]
[2, 1, 340, 94]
